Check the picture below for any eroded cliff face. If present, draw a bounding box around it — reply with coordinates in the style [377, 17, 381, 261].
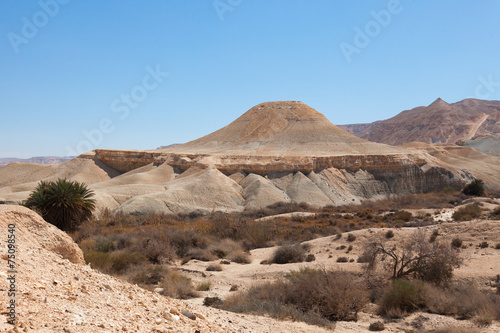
[81, 147, 475, 214]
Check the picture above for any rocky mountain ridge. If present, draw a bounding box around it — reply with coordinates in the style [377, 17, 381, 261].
[340, 98, 500, 145]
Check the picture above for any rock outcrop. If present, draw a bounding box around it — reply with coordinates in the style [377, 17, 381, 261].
[0, 205, 84, 264]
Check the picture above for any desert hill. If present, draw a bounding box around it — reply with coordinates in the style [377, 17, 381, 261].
[340, 98, 500, 146]
[1, 101, 499, 215]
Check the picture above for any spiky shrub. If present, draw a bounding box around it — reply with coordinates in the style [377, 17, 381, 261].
[23, 178, 96, 232]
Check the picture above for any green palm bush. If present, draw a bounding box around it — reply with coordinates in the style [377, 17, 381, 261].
[23, 178, 96, 232]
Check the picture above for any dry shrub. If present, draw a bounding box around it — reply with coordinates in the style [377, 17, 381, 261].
[167, 228, 208, 258]
[362, 230, 461, 286]
[378, 279, 420, 318]
[229, 251, 251, 264]
[208, 239, 243, 259]
[305, 254, 315, 262]
[84, 251, 111, 271]
[392, 210, 412, 222]
[159, 271, 199, 299]
[206, 264, 223, 271]
[127, 264, 166, 285]
[220, 268, 366, 327]
[346, 233, 356, 242]
[452, 204, 481, 221]
[368, 321, 385, 331]
[271, 244, 305, 264]
[284, 268, 369, 321]
[491, 205, 500, 218]
[473, 307, 496, 326]
[131, 227, 177, 263]
[95, 236, 115, 253]
[385, 230, 394, 239]
[336, 257, 349, 263]
[479, 241, 489, 249]
[420, 281, 500, 322]
[187, 248, 217, 262]
[79, 238, 96, 253]
[109, 252, 146, 274]
[451, 238, 462, 248]
[196, 281, 212, 291]
[204, 296, 223, 307]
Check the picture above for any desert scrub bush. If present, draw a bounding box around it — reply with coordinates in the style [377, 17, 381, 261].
[362, 230, 461, 286]
[229, 251, 251, 264]
[495, 243, 500, 250]
[196, 281, 212, 291]
[206, 264, 223, 271]
[127, 264, 166, 285]
[462, 179, 485, 196]
[203, 296, 223, 307]
[392, 210, 412, 222]
[385, 230, 394, 239]
[378, 279, 420, 318]
[23, 178, 95, 232]
[131, 227, 176, 264]
[85, 251, 111, 271]
[479, 241, 489, 249]
[346, 233, 356, 242]
[208, 239, 243, 259]
[159, 271, 199, 299]
[109, 252, 146, 274]
[491, 205, 500, 218]
[451, 238, 463, 248]
[368, 321, 385, 331]
[220, 283, 333, 328]
[452, 204, 481, 221]
[270, 244, 305, 264]
[220, 268, 367, 327]
[429, 229, 439, 243]
[283, 268, 369, 321]
[187, 248, 217, 262]
[85, 251, 146, 274]
[336, 257, 349, 263]
[417, 280, 500, 323]
[95, 236, 116, 253]
[305, 254, 315, 262]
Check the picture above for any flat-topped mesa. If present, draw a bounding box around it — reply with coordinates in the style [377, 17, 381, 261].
[161, 101, 406, 156]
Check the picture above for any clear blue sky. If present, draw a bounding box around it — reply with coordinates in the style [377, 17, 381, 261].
[1, 0, 500, 158]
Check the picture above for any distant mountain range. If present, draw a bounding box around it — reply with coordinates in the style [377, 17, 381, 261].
[340, 98, 500, 146]
[0, 156, 74, 168]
